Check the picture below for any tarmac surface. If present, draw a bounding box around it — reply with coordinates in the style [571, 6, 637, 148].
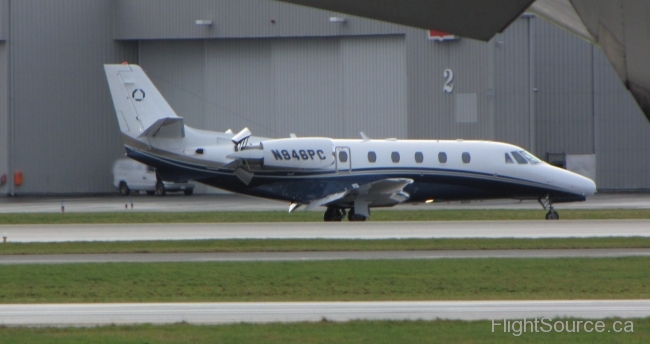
[0, 192, 649, 213]
[1, 220, 649, 242]
[1, 300, 649, 326]
[1, 193, 648, 327]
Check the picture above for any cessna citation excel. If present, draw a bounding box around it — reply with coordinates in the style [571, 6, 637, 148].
[104, 64, 596, 221]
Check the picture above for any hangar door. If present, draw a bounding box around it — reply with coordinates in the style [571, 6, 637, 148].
[139, 35, 407, 140]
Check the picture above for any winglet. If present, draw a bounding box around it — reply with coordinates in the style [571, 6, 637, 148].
[289, 203, 302, 213]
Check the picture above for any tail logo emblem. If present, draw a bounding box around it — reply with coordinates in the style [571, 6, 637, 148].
[132, 89, 146, 102]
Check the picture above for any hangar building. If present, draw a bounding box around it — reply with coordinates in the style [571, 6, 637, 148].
[0, 0, 648, 195]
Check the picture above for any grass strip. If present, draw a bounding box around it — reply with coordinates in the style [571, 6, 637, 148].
[1, 237, 650, 255]
[1, 209, 650, 224]
[0, 319, 648, 344]
[0, 258, 648, 303]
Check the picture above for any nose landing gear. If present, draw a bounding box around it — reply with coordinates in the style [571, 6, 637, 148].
[545, 209, 559, 220]
[538, 195, 559, 220]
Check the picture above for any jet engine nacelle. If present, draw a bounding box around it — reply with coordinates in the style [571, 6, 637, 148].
[262, 138, 334, 169]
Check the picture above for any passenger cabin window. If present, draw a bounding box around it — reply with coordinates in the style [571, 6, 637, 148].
[505, 153, 514, 164]
[338, 151, 348, 163]
[438, 152, 447, 163]
[415, 152, 424, 163]
[367, 151, 377, 163]
[391, 152, 400, 163]
[462, 152, 471, 164]
[511, 151, 528, 164]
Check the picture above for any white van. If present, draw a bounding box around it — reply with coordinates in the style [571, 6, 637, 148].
[112, 158, 194, 196]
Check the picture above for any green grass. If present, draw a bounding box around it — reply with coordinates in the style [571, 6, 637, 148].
[2, 237, 650, 255]
[0, 319, 648, 344]
[1, 258, 648, 303]
[1, 209, 650, 224]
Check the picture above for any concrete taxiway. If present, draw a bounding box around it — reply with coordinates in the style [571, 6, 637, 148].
[0, 193, 649, 213]
[2, 249, 650, 265]
[1, 300, 649, 326]
[1, 220, 649, 242]
[1, 195, 647, 327]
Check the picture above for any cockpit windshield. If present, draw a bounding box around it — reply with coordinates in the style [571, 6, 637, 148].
[510, 150, 542, 165]
[518, 150, 541, 164]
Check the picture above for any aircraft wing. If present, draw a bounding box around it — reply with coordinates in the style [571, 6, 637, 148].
[529, 0, 650, 120]
[304, 178, 414, 211]
[275, 0, 650, 121]
[276, 0, 534, 41]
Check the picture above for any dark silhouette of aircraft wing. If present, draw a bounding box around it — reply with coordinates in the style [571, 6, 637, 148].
[276, 0, 650, 121]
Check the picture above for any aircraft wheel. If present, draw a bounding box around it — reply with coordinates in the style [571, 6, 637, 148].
[323, 207, 336, 222]
[545, 210, 559, 220]
[184, 189, 194, 196]
[335, 208, 346, 222]
[155, 182, 166, 196]
[119, 182, 130, 196]
[347, 208, 367, 222]
[324, 207, 345, 222]
[333, 208, 345, 222]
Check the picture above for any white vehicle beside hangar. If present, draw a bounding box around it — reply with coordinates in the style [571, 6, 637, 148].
[112, 158, 194, 196]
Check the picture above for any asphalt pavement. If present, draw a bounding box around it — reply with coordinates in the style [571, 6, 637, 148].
[1, 220, 649, 242]
[0, 193, 649, 213]
[1, 301, 649, 326]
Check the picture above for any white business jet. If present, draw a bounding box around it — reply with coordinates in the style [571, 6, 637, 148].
[104, 64, 596, 221]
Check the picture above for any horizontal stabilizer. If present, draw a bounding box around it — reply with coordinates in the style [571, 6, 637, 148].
[138, 117, 185, 139]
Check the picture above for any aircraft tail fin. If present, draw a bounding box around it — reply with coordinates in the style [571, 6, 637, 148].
[104, 64, 182, 137]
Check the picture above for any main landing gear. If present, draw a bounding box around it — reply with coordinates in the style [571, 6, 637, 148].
[323, 206, 367, 222]
[538, 195, 559, 220]
[347, 207, 367, 222]
[324, 206, 346, 222]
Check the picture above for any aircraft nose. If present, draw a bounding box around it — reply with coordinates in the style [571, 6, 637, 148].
[574, 173, 597, 196]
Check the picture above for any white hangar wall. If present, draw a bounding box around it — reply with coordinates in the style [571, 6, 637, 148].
[0, 0, 137, 195]
[0, 0, 10, 194]
[139, 36, 407, 140]
[594, 46, 650, 190]
[0, 40, 8, 192]
[0, 0, 648, 194]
